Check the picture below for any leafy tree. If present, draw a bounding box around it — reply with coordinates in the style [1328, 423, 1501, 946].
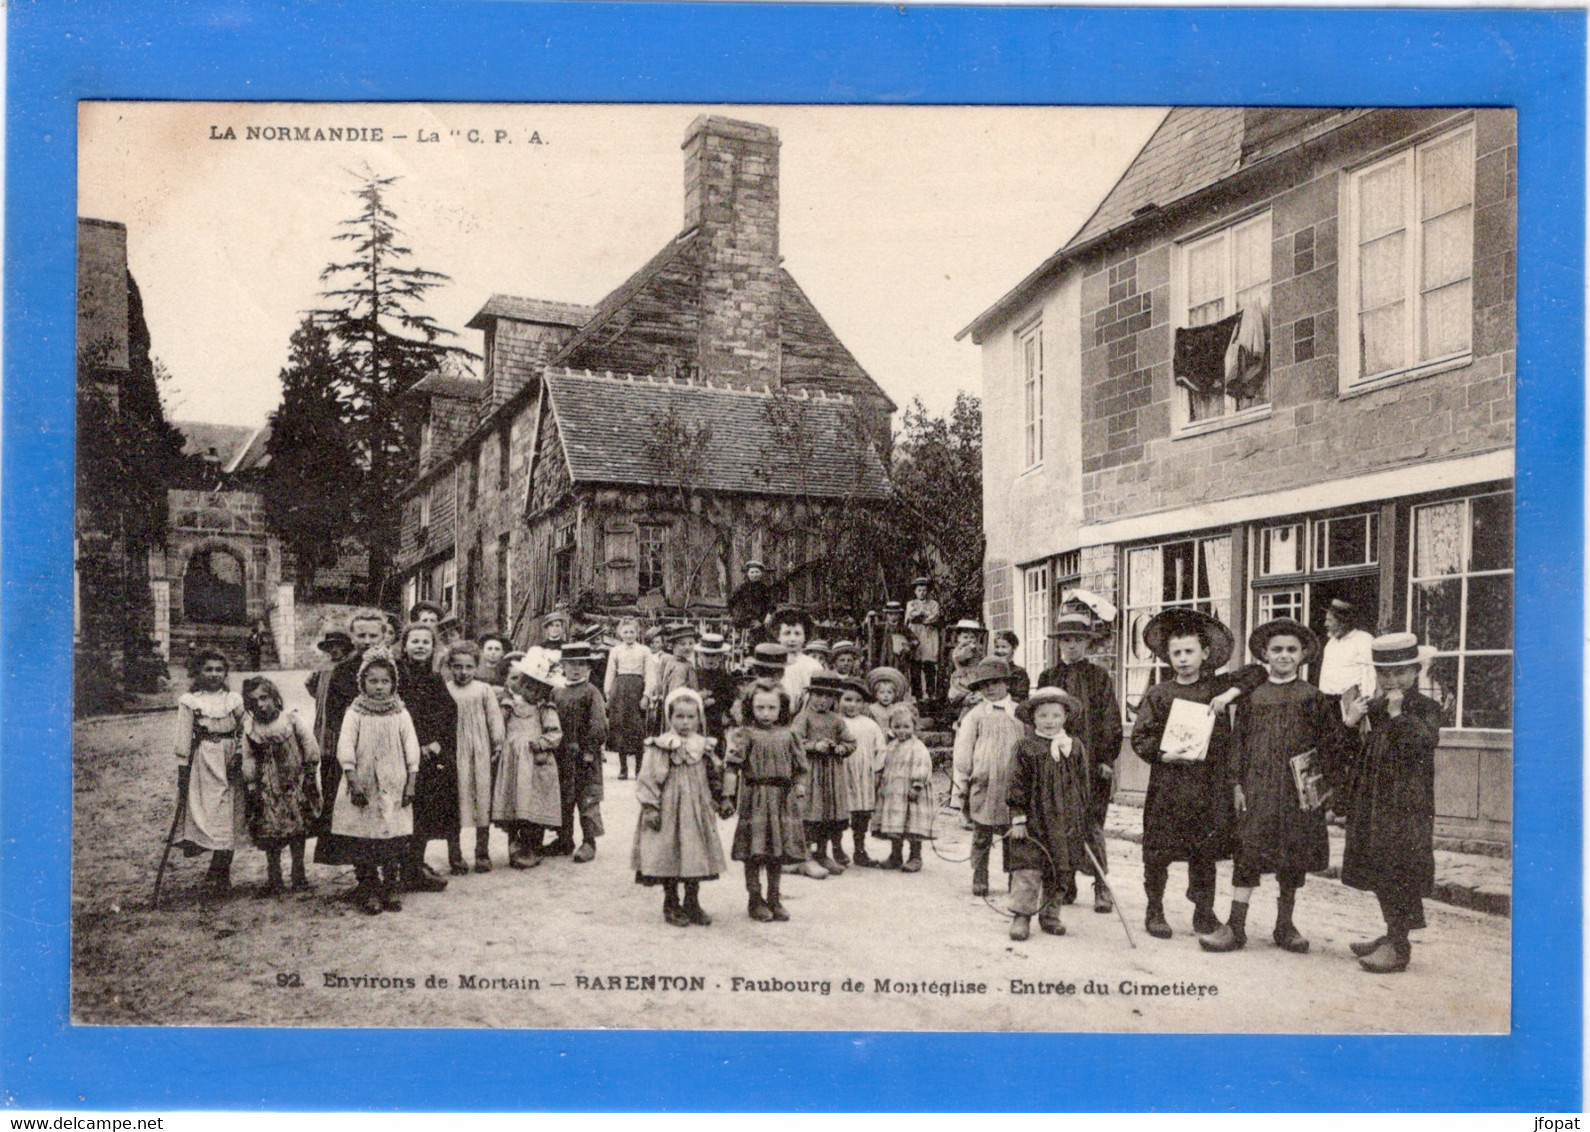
[263, 318, 362, 585]
[310, 168, 471, 601]
[885, 391, 985, 621]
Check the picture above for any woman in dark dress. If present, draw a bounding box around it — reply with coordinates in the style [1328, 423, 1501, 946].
[397, 622, 459, 890]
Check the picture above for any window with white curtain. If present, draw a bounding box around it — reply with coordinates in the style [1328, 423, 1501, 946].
[1018, 321, 1043, 468]
[1342, 124, 1475, 391]
[1022, 564, 1050, 676]
[1408, 490, 1512, 730]
[1121, 533, 1232, 717]
[1179, 211, 1272, 426]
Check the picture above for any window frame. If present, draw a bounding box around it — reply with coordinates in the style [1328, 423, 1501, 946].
[1120, 531, 1234, 719]
[1173, 209, 1274, 435]
[1339, 122, 1477, 395]
[1017, 319, 1043, 470]
[1020, 562, 1050, 677]
[637, 522, 669, 597]
[1406, 489, 1512, 732]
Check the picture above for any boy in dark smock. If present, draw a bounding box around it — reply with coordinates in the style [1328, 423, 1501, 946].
[1130, 609, 1268, 938]
[1035, 611, 1123, 912]
[550, 642, 608, 862]
[1202, 618, 1346, 954]
[1005, 686, 1095, 940]
[1339, 632, 1443, 974]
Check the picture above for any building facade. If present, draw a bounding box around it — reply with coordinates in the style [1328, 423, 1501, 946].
[966, 108, 1515, 845]
[395, 115, 896, 643]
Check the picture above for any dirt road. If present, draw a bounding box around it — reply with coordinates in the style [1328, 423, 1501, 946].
[71, 670, 1509, 1033]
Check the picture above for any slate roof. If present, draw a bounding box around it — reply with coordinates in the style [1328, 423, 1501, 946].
[959, 107, 1357, 343]
[542, 368, 890, 501]
[466, 294, 595, 330]
[1062, 108, 1244, 250]
[175, 421, 257, 469]
[409, 373, 487, 400]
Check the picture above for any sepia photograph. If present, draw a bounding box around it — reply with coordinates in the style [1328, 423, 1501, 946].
[71, 100, 1514, 1033]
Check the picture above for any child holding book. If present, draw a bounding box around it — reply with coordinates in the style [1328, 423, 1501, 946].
[793, 672, 857, 874]
[326, 648, 422, 915]
[1201, 618, 1346, 954]
[872, 704, 934, 872]
[239, 676, 319, 895]
[632, 687, 728, 926]
[446, 641, 505, 873]
[725, 683, 810, 922]
[492, 648, 565, 870]
[1129, 610, 1265, 938]
[838, 676, 887, 868]
[1339, 633, 1443, 974]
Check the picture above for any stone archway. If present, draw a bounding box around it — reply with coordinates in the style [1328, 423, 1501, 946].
[180, 540, 249, 626]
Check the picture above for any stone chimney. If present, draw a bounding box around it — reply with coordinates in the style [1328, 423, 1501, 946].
[683, 116, 782, 387]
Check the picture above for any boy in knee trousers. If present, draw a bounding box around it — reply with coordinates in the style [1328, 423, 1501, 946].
[950, 660, 1026, 897]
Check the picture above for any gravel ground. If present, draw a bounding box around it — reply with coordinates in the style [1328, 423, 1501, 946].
[70, 670, 1510, 1033]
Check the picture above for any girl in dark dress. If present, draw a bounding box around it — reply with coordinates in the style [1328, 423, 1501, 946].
[724, 682, 809, 922]
[1005, 686, 1095, 941]
[1202, 619, 1348, 955]
[1340, 633, 1443, 974]
[397, 623, 458, 892]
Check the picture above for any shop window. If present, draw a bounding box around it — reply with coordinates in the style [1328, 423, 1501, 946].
[1121, 533, 1232, 715]
[1250, 512, 1381, 668]
[1022, 563, 1050, 677]
[1409, 491, 1513, 730]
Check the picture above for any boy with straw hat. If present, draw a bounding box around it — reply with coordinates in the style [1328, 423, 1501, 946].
[1339, 632, 1444, 974]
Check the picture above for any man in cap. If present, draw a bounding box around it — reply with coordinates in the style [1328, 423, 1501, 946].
[1338, 632, 1443, 974]
[1036, 610, 1124, 912]
[1318, 597, 1377, 700]
[728, 560, 780, 644]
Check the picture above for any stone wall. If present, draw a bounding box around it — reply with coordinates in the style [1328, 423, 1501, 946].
[1077, 108, 1516, 526]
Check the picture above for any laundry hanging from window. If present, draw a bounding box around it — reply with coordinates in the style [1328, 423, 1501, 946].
[1224, 297, 1270, 402]
[1172, 303, 1269, 403]
[1173, 311, 1242, 398]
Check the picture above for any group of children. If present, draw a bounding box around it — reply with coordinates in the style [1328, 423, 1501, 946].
[170, 593, 1443, 973]
[944, 603, 1440, 974]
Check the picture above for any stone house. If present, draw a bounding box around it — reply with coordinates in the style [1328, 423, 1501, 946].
[396, 115, 895, 642]
[964, 108, 1515, 845]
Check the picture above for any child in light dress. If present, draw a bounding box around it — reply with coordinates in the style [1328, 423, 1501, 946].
[327, 648, 422, 915]
[632, 688, 730, 926]
[172, 648, 247, 900]
[872, 704, 935, 872]
[446, 641, 505, 872]
[492, 648, 565, 870]
[838, 677, 887, 867]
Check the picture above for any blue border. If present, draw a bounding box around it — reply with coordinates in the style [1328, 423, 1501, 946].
[4, 2, 1582, 1112]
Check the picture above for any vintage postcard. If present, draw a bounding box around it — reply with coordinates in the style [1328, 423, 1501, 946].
[72, 100, 1512, 1034]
